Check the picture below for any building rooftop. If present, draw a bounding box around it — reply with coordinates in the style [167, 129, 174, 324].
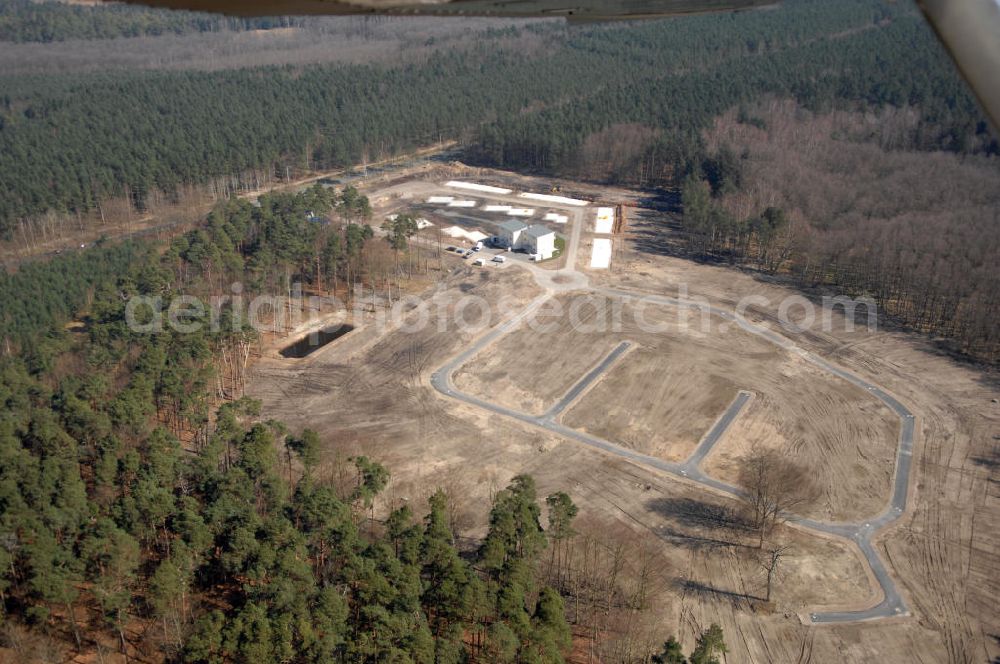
[498, 219, 529, 233]
[524, 224, 554, 238]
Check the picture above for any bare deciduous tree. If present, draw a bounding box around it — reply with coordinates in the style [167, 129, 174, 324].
[738, 447, 817, 548]
[760, 544, 791, 603]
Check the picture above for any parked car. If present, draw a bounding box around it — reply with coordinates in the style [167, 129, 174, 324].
[445, 246, 457, 252]
[473, 258, 485, 266]
[491, 255, 506, 263]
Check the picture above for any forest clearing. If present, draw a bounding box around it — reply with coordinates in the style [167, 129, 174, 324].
[243, 172, 1000, 662]
[2, 0, 998, 660]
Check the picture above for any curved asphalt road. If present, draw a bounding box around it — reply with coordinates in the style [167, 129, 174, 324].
[596, 287, 916, 622]
[427, 196, 915, 624]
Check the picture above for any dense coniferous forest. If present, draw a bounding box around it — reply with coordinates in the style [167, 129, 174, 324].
[0, 174, 730, 656]
[471, 13, 995, 177]
[0, 0, 992, 237]
[0, 187, 587, 662]
[0, 0, 998, 658]
[4, 0, 996, 362]
[0, 239, 147, 357]
[0, 0, 294, 42]
[0, 184, 371, 353]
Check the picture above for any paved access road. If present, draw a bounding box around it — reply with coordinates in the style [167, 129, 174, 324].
[680, 390, 754, 472]
[596, 287, 916, 622]
[543, 341, 632, 419]
[424, 189, 915, 624]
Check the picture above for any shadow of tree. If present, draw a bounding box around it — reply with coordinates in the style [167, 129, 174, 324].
[646, 496, 754, 551]
[647, 496, 752, 530]
[971, 438, 1000, 470]
[673, 577, 763, 603]
[656, 526, 745, 552]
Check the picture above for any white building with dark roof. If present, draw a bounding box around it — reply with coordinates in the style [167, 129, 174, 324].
[492, 220, 557, 259]
[522, 225, 556, 260]
[496, 219, 528, 249]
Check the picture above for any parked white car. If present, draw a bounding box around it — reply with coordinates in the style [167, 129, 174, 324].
[491, 255, 506, 263]
[473, 258, 485, 266]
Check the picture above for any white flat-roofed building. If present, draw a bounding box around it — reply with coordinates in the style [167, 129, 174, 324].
[519, 192, 590, 207]
[590, 238, 612, 268]
[493, 220, 557, 258]
[446, 181, 513, 195]
[595, 207, 615, 234]
[522, 225, 556, 260]
[496, 219, 528, 248]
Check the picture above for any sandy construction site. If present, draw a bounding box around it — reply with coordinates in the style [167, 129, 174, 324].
[451, 291, 898, 522]
[248, 171, 1000, 663]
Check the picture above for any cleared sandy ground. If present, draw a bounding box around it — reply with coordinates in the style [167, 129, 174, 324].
[451, 290, 897, 521]
[563, 343, 740, 462]
[586, 208, 1000, 664]
[452, 293, 624, 415]
[700, 376, 900, 522]
[562, 344, 740, 462]
[247, 265, 877, 614]
[248, 175, 1000, 663]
